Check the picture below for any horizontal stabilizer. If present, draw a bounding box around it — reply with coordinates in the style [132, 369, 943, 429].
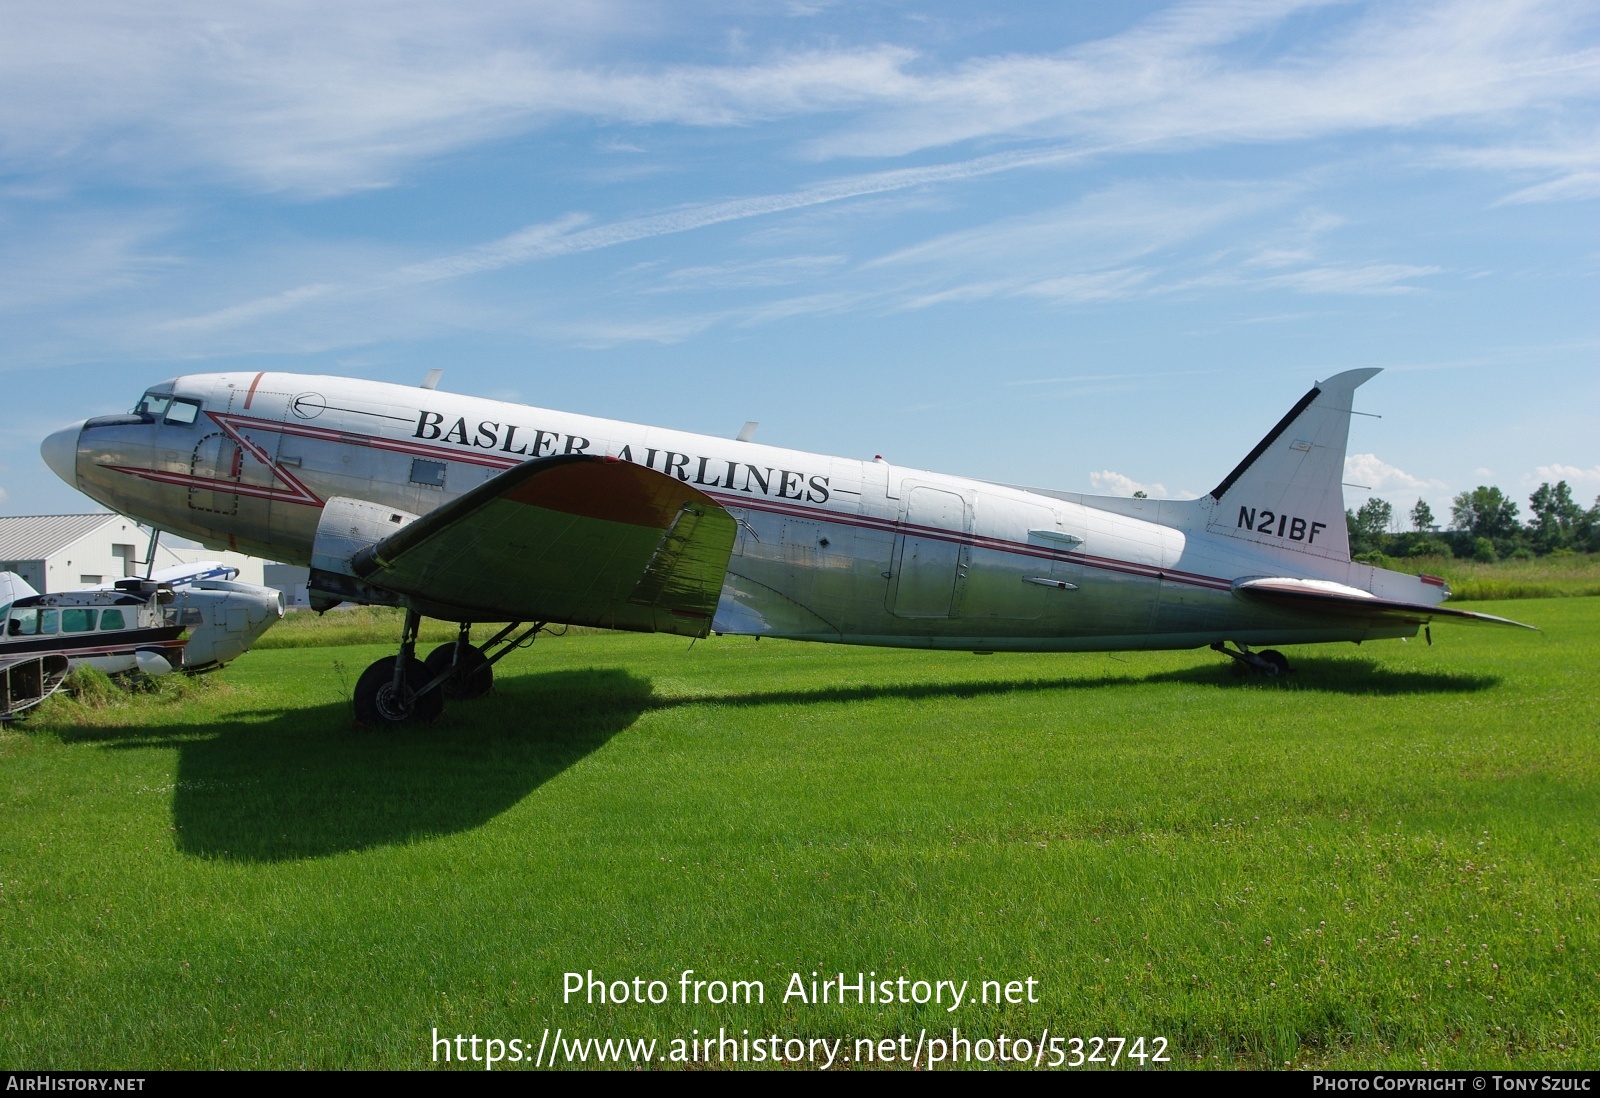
[1233, 577, 1537, 630]
[352, 455, 736, 636]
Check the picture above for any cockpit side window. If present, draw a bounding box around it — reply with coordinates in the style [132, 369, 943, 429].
[164, 398, 202, 426]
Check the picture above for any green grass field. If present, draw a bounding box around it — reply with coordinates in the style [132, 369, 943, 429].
[1374, 552, 1600, 601]
[3, 599, 1596, 1070]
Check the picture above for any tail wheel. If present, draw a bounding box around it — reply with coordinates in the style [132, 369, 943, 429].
[424, 642, 493, 700]
[1258, 649, 1290, 676]
[354, 655, 443, 727]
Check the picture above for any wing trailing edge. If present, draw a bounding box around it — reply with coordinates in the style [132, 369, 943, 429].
[352, 455, 737, 636]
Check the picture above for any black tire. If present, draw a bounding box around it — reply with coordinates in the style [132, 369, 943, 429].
[424, 642, 493, 700]
[353, 655, 444, 727]
[1258, 649, 1289, 677]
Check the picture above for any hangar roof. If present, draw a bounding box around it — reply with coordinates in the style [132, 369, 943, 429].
[0, 513, 124, 560]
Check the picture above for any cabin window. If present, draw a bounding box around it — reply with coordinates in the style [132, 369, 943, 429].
[61, 609, 98, 633]
[165, 398, 202, 426]
[410, 458, 447, 488]
[180, 608, 206, 627]
[100, 609, 127, 630]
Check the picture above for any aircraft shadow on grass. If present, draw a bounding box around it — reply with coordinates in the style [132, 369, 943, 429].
[71, 668, 656, 863]
[664, 656, 1500, 710]
[68, 657, 1495, 864]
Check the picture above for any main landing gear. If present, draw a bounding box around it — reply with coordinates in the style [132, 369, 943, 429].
[1211, 641, 1290, 677]
[352, 611, 544, 727]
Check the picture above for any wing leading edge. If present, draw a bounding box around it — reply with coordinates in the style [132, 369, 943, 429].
[352, 455, 737, 636]
[1232, 577, 1537, 630]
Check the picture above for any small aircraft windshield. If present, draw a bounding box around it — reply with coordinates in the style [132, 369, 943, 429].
[5, 608, 58, 636]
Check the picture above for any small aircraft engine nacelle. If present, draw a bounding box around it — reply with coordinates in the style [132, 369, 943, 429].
[308, 497, 420, 612]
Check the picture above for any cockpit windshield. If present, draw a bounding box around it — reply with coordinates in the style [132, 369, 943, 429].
[134, 391, 172, 418]
[132, 390, 202, 426]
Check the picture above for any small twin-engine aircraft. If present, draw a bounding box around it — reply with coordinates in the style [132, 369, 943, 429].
[0, 572, 70, 720]
[0, 560, 284, 702]
[40, 366, 1530, 725]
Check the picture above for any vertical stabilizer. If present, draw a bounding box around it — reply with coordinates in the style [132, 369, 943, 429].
[1, 571, 39, 604]
[1205, 368, 1380, 562]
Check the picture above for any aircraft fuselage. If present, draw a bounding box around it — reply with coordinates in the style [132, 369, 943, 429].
[47, 370, 1443, 652]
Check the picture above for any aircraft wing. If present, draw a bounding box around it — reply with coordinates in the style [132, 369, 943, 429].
[1, 652, 71, 719]
[350, 455, 736, 636]
[1232, 577, 1536, 629]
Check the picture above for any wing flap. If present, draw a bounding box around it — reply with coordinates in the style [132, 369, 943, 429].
[1233, 577, 1537, 630]
[353, 455, 736, 636]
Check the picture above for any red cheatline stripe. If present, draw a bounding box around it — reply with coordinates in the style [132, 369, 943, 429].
[104, 466, 321, 506]
[206, 412, 323, 502]
[243, 372, 265, 410]
[111, 414, 1244, 595]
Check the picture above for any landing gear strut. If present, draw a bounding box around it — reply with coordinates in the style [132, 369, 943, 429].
[353, 613, 546, 727]
[425, 622, 493, 700]
[1212, 641, 1290, 677]
[354, 610, 443, 725]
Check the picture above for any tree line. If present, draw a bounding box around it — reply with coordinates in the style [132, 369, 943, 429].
[1346, 481, 1599, 563]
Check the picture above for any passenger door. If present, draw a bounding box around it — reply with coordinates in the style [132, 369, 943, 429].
[888, 485, 969, 619]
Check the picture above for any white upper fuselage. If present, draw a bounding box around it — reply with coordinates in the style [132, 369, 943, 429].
[50, 371, 1445, 652]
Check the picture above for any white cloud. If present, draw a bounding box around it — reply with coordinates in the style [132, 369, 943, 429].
[1431, 130, 1600, 204]
[1499, 173, 1600, 204]
[0, 1, 1593, 196]
[1257, 263, 1442, 295]
[809, 0, 1600, 162]
[148, 144, 1106, 339]
[1344, 453, 1448, 492]
[1090, 470, 1168, 498]
[0, 3, 919, 194]
[1533, 462, 1600, 485]
[0, 211, 181, 314]
[645, 255, 849, 293]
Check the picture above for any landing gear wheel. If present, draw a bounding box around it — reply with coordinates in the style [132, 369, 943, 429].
[424, 642, 493, 700]
[354, 655, 443, 727]
[1258, 649, 1289, 677]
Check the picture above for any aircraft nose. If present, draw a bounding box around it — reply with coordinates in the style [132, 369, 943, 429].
[40, 420, 84, 487]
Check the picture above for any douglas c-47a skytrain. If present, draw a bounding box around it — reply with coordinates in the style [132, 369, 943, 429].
[40, 367, 1530, 725]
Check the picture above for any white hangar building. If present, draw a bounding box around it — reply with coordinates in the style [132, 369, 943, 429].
[0, 513, 266, 593]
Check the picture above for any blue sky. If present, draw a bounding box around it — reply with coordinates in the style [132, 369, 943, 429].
[2, 0, 1596, 529]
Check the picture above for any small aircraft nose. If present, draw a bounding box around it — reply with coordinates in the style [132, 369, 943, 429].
[40, 420, 84, 487]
